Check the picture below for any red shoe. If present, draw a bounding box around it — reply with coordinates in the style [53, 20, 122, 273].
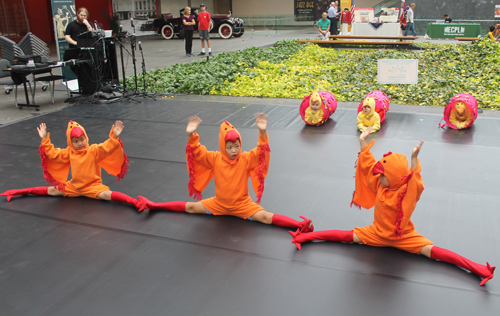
[298, 216, 314, 233]
[136, 196, 149, 213]
[289, 229, 303, 250]
[138, 196, 187, 214]
[1, 187, 49, 201]
[138, 196, 153, 213]
[480, 263, 495, 286]
[431, 246, 496, 286]
[110, 192, 148, 212]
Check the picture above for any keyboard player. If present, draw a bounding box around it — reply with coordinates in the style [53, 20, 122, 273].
[64, 7, 94, 48]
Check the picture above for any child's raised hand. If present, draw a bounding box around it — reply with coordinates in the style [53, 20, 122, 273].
[113, 121, 124, 137]
[359, 126, 372, 141]
[412, 140, 424, 158]
[254, 113, 268, 131]
[186, 116, 202, 135]
[37, 123, 47, 140]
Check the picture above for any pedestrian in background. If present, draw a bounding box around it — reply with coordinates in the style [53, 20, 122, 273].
[197, 4, 212, 56]
[182, 7, 196, 57]
[404, 3, 417, 37]
[327, 2, 337, 35]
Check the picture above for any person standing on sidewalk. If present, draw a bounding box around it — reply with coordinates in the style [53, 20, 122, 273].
[327, 3, 337, 35]
[182, 7, 196, 57]
[404, 3, 417, 37]
[334, 1, 340, 35]
[197, 4, 212, 56]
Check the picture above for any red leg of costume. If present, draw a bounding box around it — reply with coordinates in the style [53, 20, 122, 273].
[431, 246, 495, 286]
[138, 196, 187, 214]
[271, 214, 314, 233]
[289, 229, 353, 250]
[0, 187, 49, 201]
[110, 192, 148, 212]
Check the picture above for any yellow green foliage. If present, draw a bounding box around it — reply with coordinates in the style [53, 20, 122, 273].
[212, 39, 500, 109]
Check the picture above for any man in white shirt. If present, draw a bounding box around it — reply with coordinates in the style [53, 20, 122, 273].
[404, 3, 417, 37]
[327, 2, 338, 35]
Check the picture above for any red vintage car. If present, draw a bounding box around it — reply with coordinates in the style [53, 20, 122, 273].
[153, 7, 244, 40]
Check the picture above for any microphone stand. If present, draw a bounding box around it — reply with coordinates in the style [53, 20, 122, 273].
[108, 32, 141, 103]
[138, 41, 156, 101]
[130, 19, 139, 96]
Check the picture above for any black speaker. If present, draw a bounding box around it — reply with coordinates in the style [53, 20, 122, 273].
[75, 33, 119, 94]
[77, 61, 100, 95]
[102, 39, 119, 84]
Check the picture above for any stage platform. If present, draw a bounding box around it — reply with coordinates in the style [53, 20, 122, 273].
[0, 97, 499, 315]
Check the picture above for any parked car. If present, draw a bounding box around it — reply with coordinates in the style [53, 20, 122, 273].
[153, 8, 244, 40]
[140, 21, 156, 31]
[135, 14, 149, 20]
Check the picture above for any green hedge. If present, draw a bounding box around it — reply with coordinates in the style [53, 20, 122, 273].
[127, 38, 500, 109]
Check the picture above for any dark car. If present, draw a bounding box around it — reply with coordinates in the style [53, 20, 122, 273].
[153, 7, 244, 40]
[140, 21, 156, 31]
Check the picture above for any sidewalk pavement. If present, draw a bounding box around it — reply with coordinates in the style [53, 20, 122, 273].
[1, 27, 497, 126]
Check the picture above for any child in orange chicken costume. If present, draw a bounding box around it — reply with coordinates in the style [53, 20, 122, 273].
[1, 121, 146, 211]
[140, 114, 314, 231]
[289, 126, 495, 286]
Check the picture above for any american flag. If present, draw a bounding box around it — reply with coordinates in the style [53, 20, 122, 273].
[399, 0, 406, 22]
[349, 0, 355, 23]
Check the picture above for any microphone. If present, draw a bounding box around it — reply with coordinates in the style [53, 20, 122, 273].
[130, 18, 134, 28]
[138, 41, 142, 51]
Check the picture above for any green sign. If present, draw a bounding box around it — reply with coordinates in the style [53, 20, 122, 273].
[50, 0, 76, 79]
[425, 23, 481, 39]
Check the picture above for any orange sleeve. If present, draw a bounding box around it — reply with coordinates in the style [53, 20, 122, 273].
[94, 128, 120, 162]
[39, 133, 70, 189]
[400, 160, 424, 231]
[41, 133, 70, 163]
[351, 140, 379, 209]
[186, 132, 217, 200]
[357, 140, 380, 194]
[245, 130, 270, 171]
[187, 132, 217, 168]
[246, 131, 271, 203]
[96, 127, 129, 181]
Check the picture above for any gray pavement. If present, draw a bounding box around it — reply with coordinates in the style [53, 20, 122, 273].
[1, 27, 498, 126]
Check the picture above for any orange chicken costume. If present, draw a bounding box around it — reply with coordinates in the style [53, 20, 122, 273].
[186, 120, 271, 218]
[290, 139, 495, 286]
[1, 121, 146, 211]
[141, 120, 313, 231]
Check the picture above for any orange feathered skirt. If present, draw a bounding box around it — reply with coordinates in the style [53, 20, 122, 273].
[63, 183, 110, 199]
[201, 195, 264, 219]
[354, 225, 433, 254]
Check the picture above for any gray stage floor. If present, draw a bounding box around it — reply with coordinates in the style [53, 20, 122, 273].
[0, 97, 499, 315]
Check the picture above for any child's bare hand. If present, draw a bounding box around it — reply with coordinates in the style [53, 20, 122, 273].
[255, 113, 268, 131]
[186, 116, 202, 135]
[359, 126, 372, 141]
[412, 140, 424, 159]
[113, 121, 124, 137]
[37, 123, 47, 140]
